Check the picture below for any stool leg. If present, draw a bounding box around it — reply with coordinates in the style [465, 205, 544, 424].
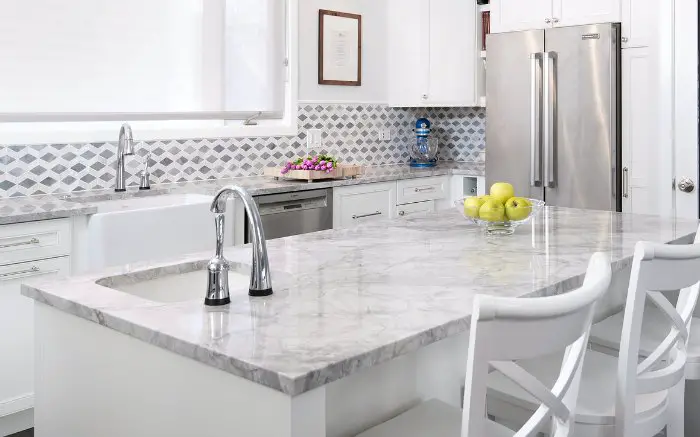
[666, 380, 685, 437]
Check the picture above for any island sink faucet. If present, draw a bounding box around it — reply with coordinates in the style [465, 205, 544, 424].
[115, 123, 135, 192]
[205, 186, 272, 306]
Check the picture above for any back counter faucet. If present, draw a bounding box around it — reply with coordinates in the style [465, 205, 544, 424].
[115, 123, 135, 192]
[205, 186, 272, 306]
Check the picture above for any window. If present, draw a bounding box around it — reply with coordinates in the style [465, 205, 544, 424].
[0, 0, 296, 143]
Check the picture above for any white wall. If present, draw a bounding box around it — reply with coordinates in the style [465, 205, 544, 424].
[298, 0, 387, 104]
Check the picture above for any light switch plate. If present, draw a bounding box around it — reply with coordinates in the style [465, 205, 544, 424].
[307, 129, 323, 149]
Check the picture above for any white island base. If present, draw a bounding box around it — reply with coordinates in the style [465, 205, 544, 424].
[34, 270, 631, 437]
[34, 303, 475, 437]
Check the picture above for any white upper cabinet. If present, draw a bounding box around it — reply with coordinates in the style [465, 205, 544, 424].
[388, 0, 477, 107]
[621, 0, 656, 48]
[491, 0, 553, 33]
[554, 0, 621, 27]
[491, 0, 621, 33]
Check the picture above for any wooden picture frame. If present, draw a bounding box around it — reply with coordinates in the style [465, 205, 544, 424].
[318, 10, 362, 86]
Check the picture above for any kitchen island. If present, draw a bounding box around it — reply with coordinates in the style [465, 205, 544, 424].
[23, 206, 699, 437]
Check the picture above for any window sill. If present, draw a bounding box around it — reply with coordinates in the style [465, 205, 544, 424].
[0, 119, 298, 145]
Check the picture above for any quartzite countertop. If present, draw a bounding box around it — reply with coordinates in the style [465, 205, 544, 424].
[22, 206, 699, 396]
[0, 162, 483, 225]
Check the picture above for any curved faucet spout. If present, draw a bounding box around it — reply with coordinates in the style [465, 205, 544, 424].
[205, 186, 272, 306]
[115, 123, 135, 192]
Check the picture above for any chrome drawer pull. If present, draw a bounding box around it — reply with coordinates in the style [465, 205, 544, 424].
[0, 237, 40, 249]
[352, 211, 382, 220]
[414, 187, 435, 193]
[0, 265, 40, 278]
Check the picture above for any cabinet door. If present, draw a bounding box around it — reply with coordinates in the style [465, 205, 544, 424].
[387, 0, 430, 107]
[621, 47, 657, 214]
[427, 0, 477, 106]
[554, 0, 621, 27]
[333, 183, 397, 229]
[396, 201, 435, 219]
[0, 257, 70, 420]
[621, 0, 655, 48]
[490, 0, 553, 33]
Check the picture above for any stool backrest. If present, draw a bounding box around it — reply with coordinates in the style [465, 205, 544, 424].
[616, 231, 700, 437]
[462, 253, 612, 437]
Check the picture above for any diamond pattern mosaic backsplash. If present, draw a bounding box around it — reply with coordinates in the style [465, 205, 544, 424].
[0, 104, 485, 198]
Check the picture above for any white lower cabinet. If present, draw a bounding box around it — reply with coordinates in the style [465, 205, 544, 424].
[395, 201, 436, 219]
[333, 182, 397, 229]
[0, 256, 70, 435]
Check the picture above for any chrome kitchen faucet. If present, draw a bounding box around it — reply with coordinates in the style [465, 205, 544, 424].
[115, 123, 135, 192]
[205, 186, 272, 306]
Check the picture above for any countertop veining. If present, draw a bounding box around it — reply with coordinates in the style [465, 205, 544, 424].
[22, 206, 700, 396]
[0, 162, 484, 225]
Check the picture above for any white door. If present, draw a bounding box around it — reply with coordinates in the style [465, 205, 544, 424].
[427, 0, 477, 106]
[621, 47, 657, 215]
[387, 0, 430, 107]
[672, 0, 699, 219]
[554, 0, 621, 27]
[0, 257, 70, 430]
[490, 0, 553, 33]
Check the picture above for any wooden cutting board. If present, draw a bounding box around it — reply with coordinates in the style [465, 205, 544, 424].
[264, 165, 363, 182]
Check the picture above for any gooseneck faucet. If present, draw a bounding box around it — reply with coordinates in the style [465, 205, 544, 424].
[205, 186, 272, 306]
[115, 123, 135, 192]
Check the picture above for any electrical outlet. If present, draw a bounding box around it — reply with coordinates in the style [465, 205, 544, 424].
[379, 128, 392, 142]
[307, 129, 323, 149]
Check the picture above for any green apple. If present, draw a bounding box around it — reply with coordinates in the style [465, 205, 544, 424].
[505, 197, 532, 221]
[490, 182, 515, 205]
[479, 199, 506, 222]
[463, 196, 486, 218]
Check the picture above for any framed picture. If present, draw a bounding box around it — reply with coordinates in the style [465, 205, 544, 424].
[318, 10, 362, 86]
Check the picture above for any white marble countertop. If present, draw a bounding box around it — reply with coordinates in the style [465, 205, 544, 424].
[0, 162, 483, 225]
[22, 206, 699, 396]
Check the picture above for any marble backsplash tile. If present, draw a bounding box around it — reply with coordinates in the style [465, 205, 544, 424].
[0, 104, 485, 198]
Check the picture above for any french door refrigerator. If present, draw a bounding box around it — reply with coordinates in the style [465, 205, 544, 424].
[486, 23, 622, 212]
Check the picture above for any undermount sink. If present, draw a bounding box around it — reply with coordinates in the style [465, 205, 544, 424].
[74, 193, 234, 274]
[102, 267, 252, 303]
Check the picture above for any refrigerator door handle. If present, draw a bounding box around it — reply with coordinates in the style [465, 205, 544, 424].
[529, 53, 543, 187]
[543, 51, 558, 189]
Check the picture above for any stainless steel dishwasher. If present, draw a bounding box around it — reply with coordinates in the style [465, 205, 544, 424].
[244, 188, 333, 242]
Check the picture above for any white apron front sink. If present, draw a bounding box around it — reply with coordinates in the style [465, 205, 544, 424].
[72, 194, 234, 274]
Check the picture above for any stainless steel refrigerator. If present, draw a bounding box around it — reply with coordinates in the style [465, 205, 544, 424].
[486, 23, 622, 211]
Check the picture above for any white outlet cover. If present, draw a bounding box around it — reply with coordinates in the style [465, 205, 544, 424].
[381, 128, 392, 141]
[307, 129, 323, 149]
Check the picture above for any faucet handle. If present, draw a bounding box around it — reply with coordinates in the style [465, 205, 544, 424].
[139, 153, 152, 190]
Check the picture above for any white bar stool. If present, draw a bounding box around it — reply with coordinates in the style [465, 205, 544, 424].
[356, 253, 612, 437]
[487, 234, 700, 437]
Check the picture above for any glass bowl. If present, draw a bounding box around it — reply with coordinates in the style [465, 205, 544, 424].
[454, 198, 545, 236]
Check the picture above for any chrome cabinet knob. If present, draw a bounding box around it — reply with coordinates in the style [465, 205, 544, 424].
[421, 94, 428, 100]
[621, 36, 629, 43]
[552, 17, 560, 23]
[399, 210, 406, 216]
[678, 177, 696, 193]
[545, 18, 552, 24]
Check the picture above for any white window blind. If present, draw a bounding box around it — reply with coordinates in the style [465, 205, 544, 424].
[0, 0, 286, 122]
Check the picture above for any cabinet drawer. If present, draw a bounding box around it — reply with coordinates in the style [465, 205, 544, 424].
[334, 183, 397, 229]
[0, 256, 70, 417]
[397, 177, 448, 205]
[0, 219, 72, 266]
[396, 200, 435, 219]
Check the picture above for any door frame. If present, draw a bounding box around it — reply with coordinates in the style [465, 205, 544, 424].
[658, 0, 699, 219]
